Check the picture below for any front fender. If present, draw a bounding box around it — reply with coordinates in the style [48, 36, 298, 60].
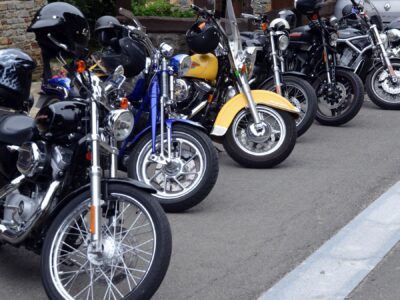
[210, 90, 299, 137]
[44, 178, 156, 229]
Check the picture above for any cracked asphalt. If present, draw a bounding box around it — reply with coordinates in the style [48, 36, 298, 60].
[1, 90, 400, 299]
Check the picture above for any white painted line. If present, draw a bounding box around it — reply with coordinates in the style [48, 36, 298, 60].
[259, 181, 400, 300]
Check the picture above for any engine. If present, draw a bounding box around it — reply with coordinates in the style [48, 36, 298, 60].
[2, 144, 72, 229]
[173, 78, 213, 117]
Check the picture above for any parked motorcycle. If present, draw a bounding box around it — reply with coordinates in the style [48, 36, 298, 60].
[241, 12, 318, 137]
[172, 0, 299, 168]
[337, 0, 400, 109]
[0, 2, 172, 300]
[34, 9, 219, 213]
[286, 0, 364, 126]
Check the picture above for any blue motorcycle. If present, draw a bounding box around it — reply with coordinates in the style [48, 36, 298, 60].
[34, 15, 219, 213]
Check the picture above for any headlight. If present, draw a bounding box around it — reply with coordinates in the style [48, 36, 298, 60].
[105, 110, 134, 141]
[387, 29, 400, 43]
[380, 33, 389, 49]
[278, 35, 290, 51]
[329, 32, 338, 47]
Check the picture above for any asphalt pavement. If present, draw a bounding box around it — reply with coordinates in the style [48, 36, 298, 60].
[2, 94, 400, 299]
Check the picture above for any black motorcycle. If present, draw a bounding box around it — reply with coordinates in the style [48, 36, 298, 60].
[0, 3, 172, 299]
[241, 12, 318, 137]
[286, 0, 364, 126]
[337, 1, 400, 109]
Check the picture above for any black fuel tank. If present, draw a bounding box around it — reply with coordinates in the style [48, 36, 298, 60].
[35, 100, 87, 143]
[289, 25, 317, 50]
[338, 27, 364, 39]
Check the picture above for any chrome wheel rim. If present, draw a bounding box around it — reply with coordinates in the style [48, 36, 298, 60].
[284, 83, 308, 127]
[232, 106, 287, 156]
[371, 63, 400, 104]
[136, 132, 206, 199]
[49, 194, 156, 300]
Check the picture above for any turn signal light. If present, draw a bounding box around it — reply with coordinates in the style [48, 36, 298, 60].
[120, 97, 129, 109]
[90, 205, 95, 234]
[261, 23, 268, 31]
[76, 60, 86, 73]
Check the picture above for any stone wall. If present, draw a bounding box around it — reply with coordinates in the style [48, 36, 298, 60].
[0, 0, 47, 79]
[251, 0, 272, 14]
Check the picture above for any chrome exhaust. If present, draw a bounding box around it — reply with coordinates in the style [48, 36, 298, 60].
[0, 181, 60, 244]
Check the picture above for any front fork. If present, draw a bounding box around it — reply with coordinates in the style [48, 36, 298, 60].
[270, 33, 283, 96]
[372, 25, 398, 81]
[238, 72, 262, 125]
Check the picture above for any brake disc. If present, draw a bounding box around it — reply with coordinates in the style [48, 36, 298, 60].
[321, 82, 347, 109]
[379, 70, 400, 95]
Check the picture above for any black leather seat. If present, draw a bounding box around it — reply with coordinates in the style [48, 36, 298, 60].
[0, 113, 34, 146]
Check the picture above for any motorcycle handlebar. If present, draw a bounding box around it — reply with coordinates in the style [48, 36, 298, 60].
[190, 4, 214, 18]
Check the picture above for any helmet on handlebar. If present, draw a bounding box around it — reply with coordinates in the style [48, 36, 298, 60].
[278, 10, 297, 29]
[101, 37, 146, 78]
[186, 21, 220, 54]
[294, 0, 324, 16]
[342, 4, 357, 20]
[27, 2, 89, 58]
[94, 16, 122, 48]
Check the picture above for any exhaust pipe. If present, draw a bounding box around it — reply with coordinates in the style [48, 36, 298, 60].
[0, 180, 60, 244]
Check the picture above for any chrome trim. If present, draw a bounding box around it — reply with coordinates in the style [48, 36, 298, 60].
[0, 175, 25, 200]
[40, 181, 60, 210]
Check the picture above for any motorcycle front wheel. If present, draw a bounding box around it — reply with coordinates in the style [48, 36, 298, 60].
[260, 75, 317, 137]
[366, 61, 400, 109]
[313, 69, 364, 126]
[41, 183, 172, 300]
[128, 124, 219, 213]
[223, 105, 296, 168]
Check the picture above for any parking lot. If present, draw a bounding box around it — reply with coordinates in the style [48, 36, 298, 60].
[1, 95, 400, 299]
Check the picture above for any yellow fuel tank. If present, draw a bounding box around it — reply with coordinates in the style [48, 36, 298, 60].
[185, 53, 218, 81]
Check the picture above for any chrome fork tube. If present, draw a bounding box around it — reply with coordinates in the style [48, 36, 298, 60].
[372, 25, 396, 78]
[270, 33, 283, 95]
[110, 137, 118, 179]
[160, 57, 172, 161]
[238, 73, 261, 125]
[90, 99, 103, 252]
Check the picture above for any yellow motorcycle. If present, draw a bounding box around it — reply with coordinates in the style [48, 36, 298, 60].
[170, 0, 300, 168]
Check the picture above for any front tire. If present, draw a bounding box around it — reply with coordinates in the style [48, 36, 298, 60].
[41, 183, 172, 300]
[260, 75, 317, 137]
[128, 124, 219, 213]
[223, 105, 296, 168]
[366, 61, 400, 109]
[313, 69, 364, 126]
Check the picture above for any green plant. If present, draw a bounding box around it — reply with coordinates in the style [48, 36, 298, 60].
[132, 0, 195, 17]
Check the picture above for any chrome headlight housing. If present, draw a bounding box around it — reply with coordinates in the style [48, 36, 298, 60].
[329, 32, 339, 47]
[380, 33, 389, 49]
[105, 110, 134, 141]
[278, 35, 290, 51]
[387, 29, 400, 43]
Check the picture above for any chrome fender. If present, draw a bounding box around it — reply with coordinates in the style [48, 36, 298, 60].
[210, 90, 299, 137]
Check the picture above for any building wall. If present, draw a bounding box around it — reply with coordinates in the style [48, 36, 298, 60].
[0, 0, 47, 78]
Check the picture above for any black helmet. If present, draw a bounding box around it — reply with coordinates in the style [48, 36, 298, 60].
[278, 10, 297, 29]
[186, 21, 220, 54]
[101, 37, 146, 78]
[342, 4, 357, 20]
[27, 2, 89, 58]
[0, 49, 36, 110]
[295, 0, 324, 16]
[95, 16, 122, 48]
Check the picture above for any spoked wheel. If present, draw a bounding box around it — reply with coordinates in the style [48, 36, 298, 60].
[366, 61, 400, 109]
[223, 105, 296, 168]
[313, 69, 364, 126]
[260, 75, 317, 137]
[41, 183, 172, 300]
[128, 124, 219, 213]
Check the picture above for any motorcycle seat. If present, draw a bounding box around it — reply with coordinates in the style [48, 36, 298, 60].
[0, 113, 34, 146]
